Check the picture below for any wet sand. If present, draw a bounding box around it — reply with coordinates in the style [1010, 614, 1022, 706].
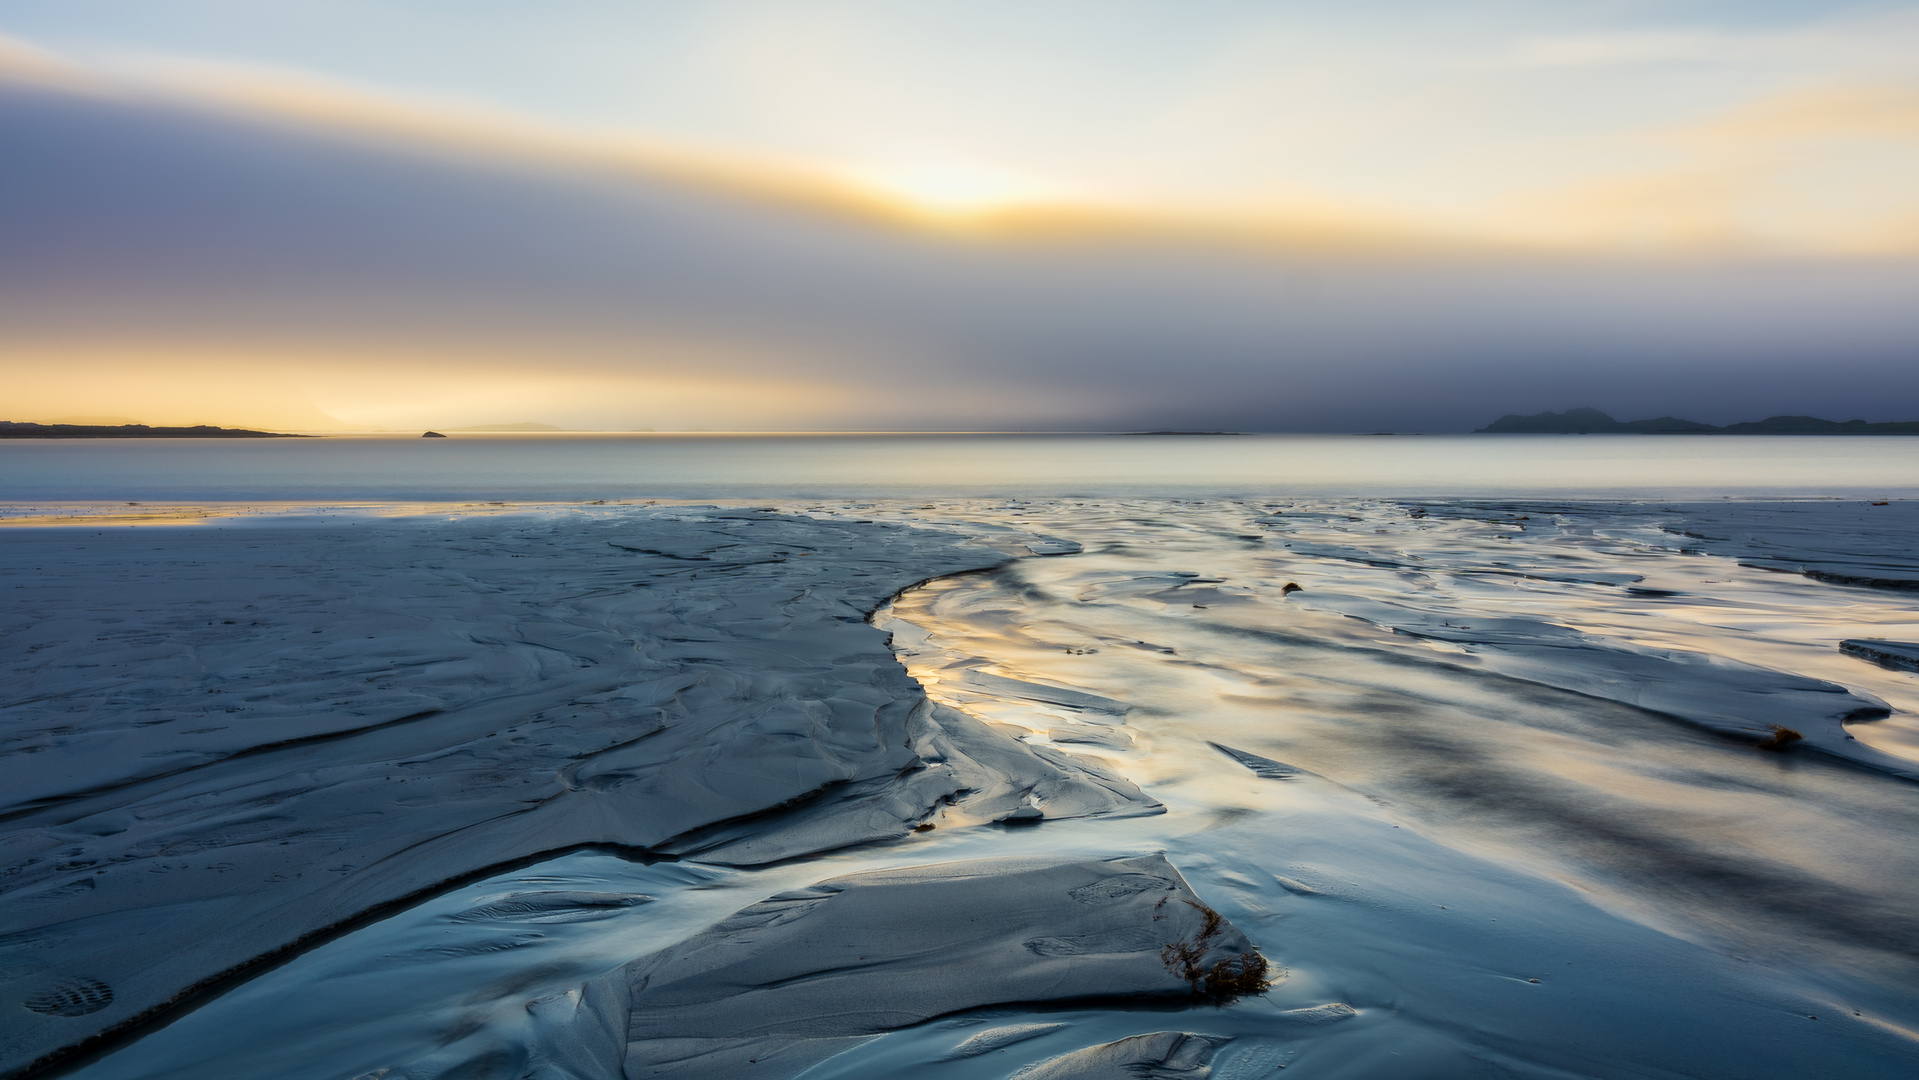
[4, 499, 1918, 1079]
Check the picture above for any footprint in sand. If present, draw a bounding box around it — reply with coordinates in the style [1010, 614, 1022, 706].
[23, 977, 114, 1017]
[449, 890, 652, 924]
[1023, 927, 1166, 956]
[1067, 873, 1176, 905]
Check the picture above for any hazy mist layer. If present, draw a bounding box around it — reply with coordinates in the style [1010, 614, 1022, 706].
[5, 63, 1919, 431]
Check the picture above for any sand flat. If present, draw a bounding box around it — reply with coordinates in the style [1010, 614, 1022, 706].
[9, 497, 1919, 1080]
[0, 506, 1149, 1074]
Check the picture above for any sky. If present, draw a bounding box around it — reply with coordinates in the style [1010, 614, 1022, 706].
[3, 1, 1918, 431]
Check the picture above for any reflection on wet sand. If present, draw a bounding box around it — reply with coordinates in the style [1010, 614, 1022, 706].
[20, 498, 1919, 1080]
[886, 500, 1919, 978]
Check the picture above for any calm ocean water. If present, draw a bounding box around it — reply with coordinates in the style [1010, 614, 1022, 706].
[3, 433, 1917, 502]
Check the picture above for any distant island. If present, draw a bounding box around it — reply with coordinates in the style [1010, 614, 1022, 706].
[0, 421, 309, 439]
[1478, 407, 1919, 435]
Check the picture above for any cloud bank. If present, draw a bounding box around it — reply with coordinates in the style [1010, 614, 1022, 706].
[4, 47, 1918, 432]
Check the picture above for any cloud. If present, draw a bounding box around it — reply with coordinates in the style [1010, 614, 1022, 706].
[1681, 83, 1919, 145]
[92, 54, 911, 225]
[1497, 7, 1919, 73]
[5, 43, 1919, 432]
[14, 22, 1919, 256]
[0, 30, 105, 91]
[1504, 83, 1919, 254]
[1504, 30, 1748, 69]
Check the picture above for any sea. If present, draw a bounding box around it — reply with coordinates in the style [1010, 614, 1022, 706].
[4, 432, 1918, 503]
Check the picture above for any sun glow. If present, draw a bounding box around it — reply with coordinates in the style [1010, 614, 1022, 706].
[847, 159, 1062, 217]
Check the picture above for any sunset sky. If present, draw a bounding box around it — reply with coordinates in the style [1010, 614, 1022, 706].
[4, 1, 1917, 431]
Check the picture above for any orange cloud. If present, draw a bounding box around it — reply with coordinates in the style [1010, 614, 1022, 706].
[11, 29, 1919, 267]
[1679, 83, 1919, 146]
[20, 47, 1469, 253]
[1492, 83, 1919, 255]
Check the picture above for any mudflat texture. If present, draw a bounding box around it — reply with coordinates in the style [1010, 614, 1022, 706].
[1298, 591, 1912, 777]
[0, 508, 1152, 1075]
[12, 497, 1919, 1080]
[526, 853, 1257, 1079]
[1012, 1030, 1226, 1080]
[1653, 501, 1919, 591]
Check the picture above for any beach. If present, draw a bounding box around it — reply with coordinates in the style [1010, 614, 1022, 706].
[12, 2, 1919, 1072]
[2, 487, 1917, 1078]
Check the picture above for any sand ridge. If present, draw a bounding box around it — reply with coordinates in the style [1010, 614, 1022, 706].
[526, 854, 1259, 1079]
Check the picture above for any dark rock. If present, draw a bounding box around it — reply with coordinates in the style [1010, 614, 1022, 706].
[1840, 640, 1919, 674]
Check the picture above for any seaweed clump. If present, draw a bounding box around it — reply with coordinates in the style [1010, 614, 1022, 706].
[1756, 725, 1803, 751]
[1159, 899, 1273, 1003]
